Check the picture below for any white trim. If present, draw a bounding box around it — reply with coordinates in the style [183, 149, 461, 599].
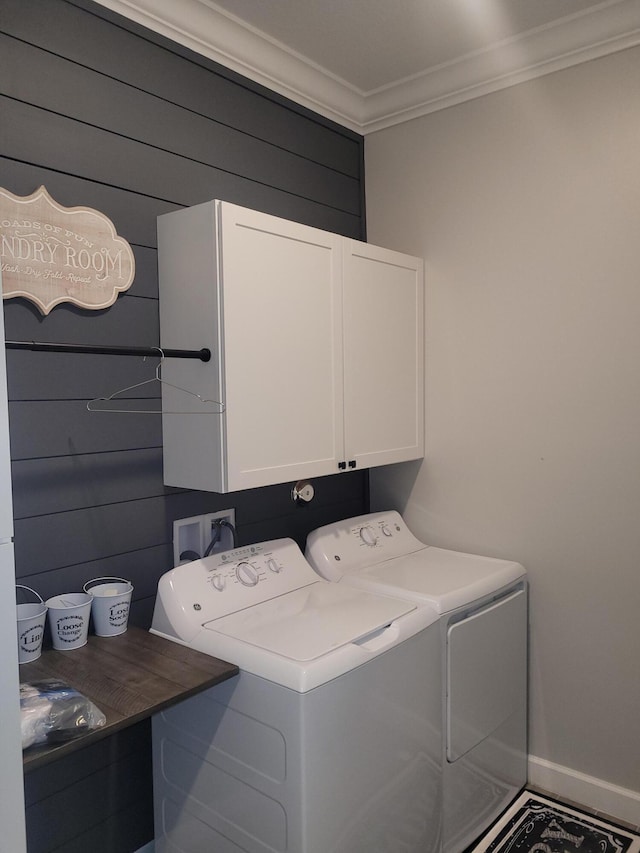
[360, 1, 640, 132]
[91, 0, 640, 133]
[528, 754, 640, 827]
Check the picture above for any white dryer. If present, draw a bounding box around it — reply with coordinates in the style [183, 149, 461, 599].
[151, 537, 442, 853]
[306, 511, 528, 853]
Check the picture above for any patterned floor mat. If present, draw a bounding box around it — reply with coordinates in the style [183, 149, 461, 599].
[470, 791, 640, 853]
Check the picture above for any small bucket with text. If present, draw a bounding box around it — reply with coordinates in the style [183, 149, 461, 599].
[83, 577, 133, 637]
[16, 585, 47, 663]
[46, 593, 92, 650]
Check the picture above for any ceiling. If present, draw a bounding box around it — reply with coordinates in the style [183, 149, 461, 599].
[94, 0, 640, 133]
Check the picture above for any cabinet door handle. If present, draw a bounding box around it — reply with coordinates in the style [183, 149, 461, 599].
[338, 461, 347, 470]
[348, 460, 357, 469]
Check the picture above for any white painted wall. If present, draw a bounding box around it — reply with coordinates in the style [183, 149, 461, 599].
[365, 46, 640, 820]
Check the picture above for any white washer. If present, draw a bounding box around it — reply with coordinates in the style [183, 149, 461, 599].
[305, 511, 528, 853]
[151, 537, 443, 853]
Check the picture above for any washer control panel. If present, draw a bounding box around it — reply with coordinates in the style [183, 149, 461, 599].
[155, 538, 321, 625]
[206, 544, 286, 595]
[305, 511, 425, 581]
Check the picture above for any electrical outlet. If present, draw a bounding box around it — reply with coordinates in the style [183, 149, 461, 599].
[173, 509, 236, 566]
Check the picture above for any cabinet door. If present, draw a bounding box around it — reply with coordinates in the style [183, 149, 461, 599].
[220, 203, 344, 490]
[342, 241, 424, 468]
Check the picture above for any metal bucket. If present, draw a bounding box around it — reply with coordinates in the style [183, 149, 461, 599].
[16, 585, 47, 663]
[83, 577, 133, 637]
[46, 592, 92, 650]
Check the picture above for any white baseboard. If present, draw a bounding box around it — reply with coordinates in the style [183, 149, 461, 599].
[528, 754, 640, 826]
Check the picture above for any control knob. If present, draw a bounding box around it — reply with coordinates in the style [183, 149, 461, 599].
[266, 558, 282, 573]
[211, 573, 226, 592]
[359, 526, 378, 546]
[235, 561, 259, 587]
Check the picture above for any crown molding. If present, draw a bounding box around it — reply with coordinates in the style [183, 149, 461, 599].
[363, 0, 640, 132]
[92, 0, 640, 134]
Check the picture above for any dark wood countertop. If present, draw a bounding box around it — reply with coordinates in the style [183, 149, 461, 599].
[20, 626, 239, 771]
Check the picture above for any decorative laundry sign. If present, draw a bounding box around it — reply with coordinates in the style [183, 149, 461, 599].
[0, 185, 135, 315]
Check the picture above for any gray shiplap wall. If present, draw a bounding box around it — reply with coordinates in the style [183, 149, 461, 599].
[1, 1, 367, 849]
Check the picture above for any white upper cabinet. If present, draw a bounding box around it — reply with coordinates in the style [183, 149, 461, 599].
[342, 240, 424, 470]
[158, 200, 423, 493]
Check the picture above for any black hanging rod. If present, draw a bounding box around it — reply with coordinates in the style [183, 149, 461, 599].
[5, 340, 211, 362]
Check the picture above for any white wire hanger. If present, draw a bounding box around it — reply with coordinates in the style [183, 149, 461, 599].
[86, 348, 225, 415]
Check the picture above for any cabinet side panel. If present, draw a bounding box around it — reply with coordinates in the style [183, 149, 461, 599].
[343, 244, 424, 466]
[219, 203, 345, 490]
[158, 202, 226, 491]
[0, 272, 26, 852]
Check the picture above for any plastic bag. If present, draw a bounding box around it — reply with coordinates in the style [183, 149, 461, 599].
[20, 679, 106, 750]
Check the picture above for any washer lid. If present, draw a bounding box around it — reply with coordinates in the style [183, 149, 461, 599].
[204, 581, 416, 661]
[351, 547, 526, 613]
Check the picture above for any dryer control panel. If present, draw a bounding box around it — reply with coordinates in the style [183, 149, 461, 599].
[305, 511, 425, 580]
